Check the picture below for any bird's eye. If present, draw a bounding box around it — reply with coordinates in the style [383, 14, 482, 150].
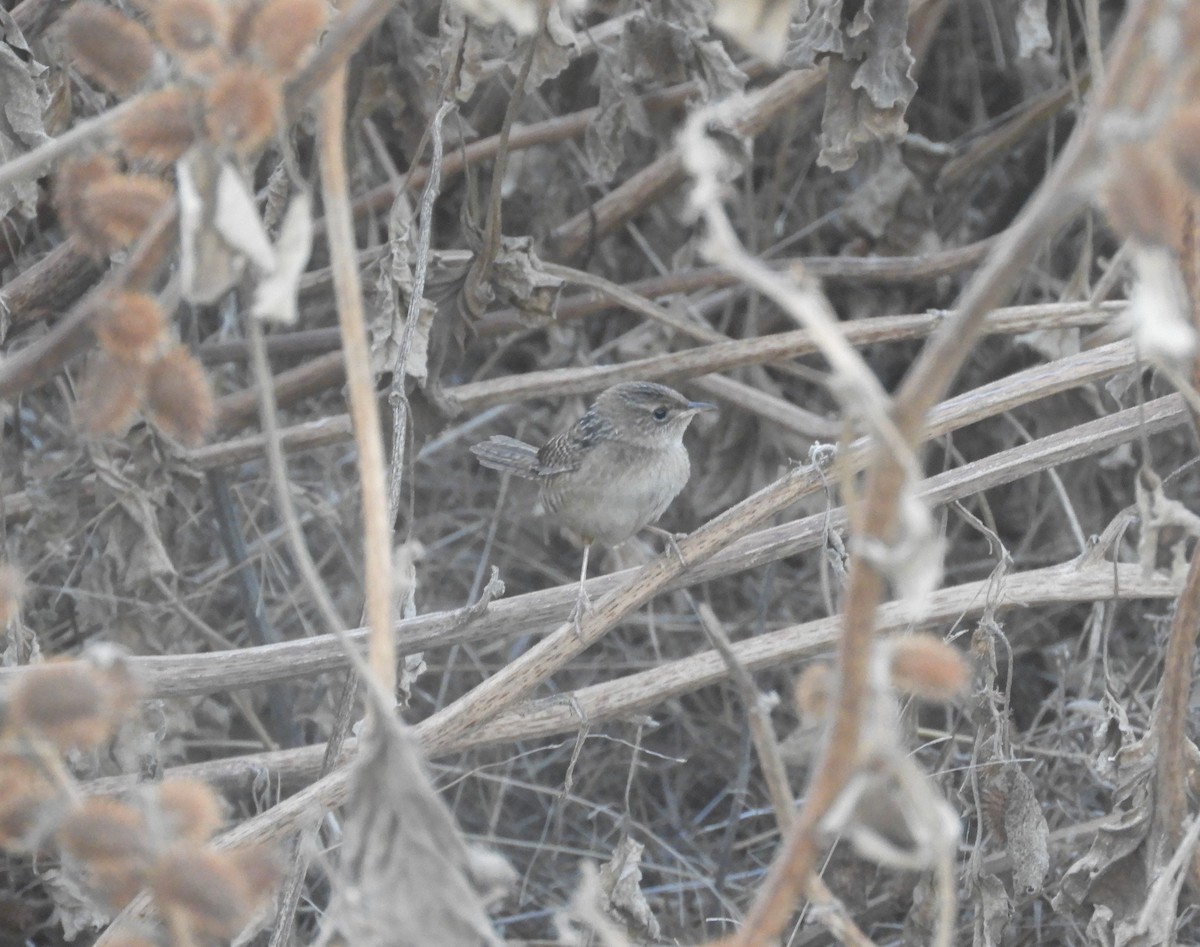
[652, 406, 669, 421]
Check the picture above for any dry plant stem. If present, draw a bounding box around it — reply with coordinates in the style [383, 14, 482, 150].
[550, 65, 828, 260]
[463, 8, 541, 312]
[695, 602, 794, 830]
[78, 381, 1182, 702]
[540, 260, 733, 345]
[407, 340, 1134, 756]
[319, 65, 395, 697]
[938, 74, 1089, 187]
[690, 169, 900, 457]
[247, 316, 387, 704]
[696, 600, 879, 947]
[349, 77, 707, 222]
[284, 0, 397, 115]
[1153, 198, 1200, 879]
[0, 241, 105, 338]
[86, 559, 1185, 808]
[212, 300, 1120, 433]
[1154, 553, 1200, 873]
[730, 9, 1148, 946]
[387, 97, 453, 521]
[480, 237, 996, 335]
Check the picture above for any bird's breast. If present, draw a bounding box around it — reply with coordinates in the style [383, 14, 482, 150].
[541, 441, 691, 546]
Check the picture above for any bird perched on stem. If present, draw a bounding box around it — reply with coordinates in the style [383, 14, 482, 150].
[471, 381, 716, 631]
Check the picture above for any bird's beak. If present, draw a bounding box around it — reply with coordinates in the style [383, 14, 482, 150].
[686, 401, 718, 415]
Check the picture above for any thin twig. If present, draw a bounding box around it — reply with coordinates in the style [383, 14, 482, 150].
[317, 58, 395, 697]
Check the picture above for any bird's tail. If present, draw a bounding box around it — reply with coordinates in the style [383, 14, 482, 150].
[470, 435, 542, 479]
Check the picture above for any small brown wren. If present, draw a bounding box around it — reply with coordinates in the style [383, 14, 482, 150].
[471, 381, 716, 628]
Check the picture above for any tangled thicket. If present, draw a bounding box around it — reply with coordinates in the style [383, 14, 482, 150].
[0, 0, 1199, 945]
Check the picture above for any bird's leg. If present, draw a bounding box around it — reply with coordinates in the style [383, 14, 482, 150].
[644, 525, 688, 567]
[569, 542, 592, 637]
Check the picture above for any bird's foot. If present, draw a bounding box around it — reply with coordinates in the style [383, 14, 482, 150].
[645, 526, 689, 567]
[569, 587, 592, 638]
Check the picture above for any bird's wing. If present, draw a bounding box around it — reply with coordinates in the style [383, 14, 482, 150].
[535, 408, 613, 476]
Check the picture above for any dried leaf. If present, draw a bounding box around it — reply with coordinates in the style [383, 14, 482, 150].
[252, 190, 313, 324]
[178, 148, 244, 304]
[0, 17, 49, 222]
[712, 0, 796, 64]
[971, 874, 1012, 947]
[322, 717, 508, 947]
[213, 161, 275, 271]
[783, 0, 845, 68]
[1015, 0, 1052, 59]
[815, 0, 918, 171]
[370, 192, 439, 379]
[842, 145, 916, 238]
[489, 235, 563, 326]
[597, 837, 661, 942]
[997, 765, 1050, 896]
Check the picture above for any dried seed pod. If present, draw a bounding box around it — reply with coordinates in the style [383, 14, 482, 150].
[247, 0, 327, 76]
[156, 778, 223, 844]
[115, 86, 198, 166]
[57, 797, 146, 865]
[0, 754, 52, 850]
[153, 0, 229, 58]
[75, 353, 145, 437]
[82, 174, 173, 252]
[794, 662, 834, 721]
[151, 845, 276, 938]
[204, 64, 281, 153]
[888, 633, 969, 702]
[144, 346, 215, 445]
[1103, 146, 1187, 246]
[94, 292, 168, 364]
[55, 155, 120, 257]
[63, 3, 156, 96]
[6, 658, 139, 750]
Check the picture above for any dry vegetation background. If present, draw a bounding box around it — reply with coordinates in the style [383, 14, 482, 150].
[2, 0, 1200, 944]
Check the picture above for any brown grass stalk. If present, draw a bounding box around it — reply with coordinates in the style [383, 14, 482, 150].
[317, 60, 394, 697]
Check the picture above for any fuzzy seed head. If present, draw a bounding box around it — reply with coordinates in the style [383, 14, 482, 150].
[82, 173, 173, 252]
[888, 633, 969, 702]
[55, 155, 120, 256]
[151, 845, 268, 938]
[157, 778, 223, 843]
[794, 662, 834, 721]
[64, 3, 156, 96]
[144, 346, 215, 445]
[0, 754, 51, 849]
[247, 0, 327, 75]
[57, 797, 147, 866]
[6, 660, 130, 750]
[115, 86, 198, 166]
[153, 0, 229, 57]
[95, 292, 169, 364]
[204, 64, 281, 153]
[75, 353, 146, 436]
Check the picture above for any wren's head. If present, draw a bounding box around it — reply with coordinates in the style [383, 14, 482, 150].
[591, 381, 717, 448]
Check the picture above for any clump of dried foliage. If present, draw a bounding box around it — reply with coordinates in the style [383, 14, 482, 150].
[3, 0, 1200, 945]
